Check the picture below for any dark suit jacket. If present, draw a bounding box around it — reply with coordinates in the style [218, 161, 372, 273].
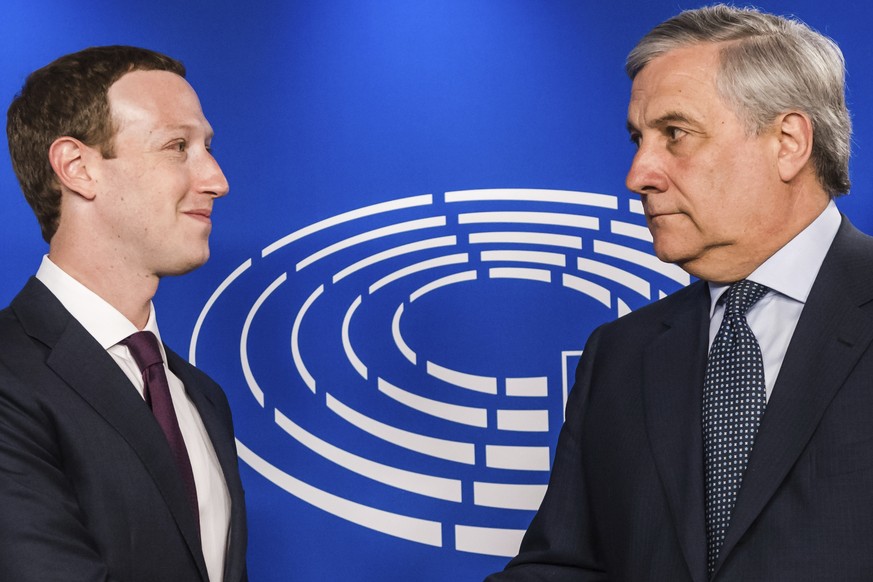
[0, 278, 247, 581]
[488, 217, 873, 581]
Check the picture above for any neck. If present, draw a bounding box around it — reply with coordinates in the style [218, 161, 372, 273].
[48, 238, 158, 330]
[688, 190, 831, 284]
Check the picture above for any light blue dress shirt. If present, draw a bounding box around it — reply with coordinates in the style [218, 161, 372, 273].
[707, 201, 841, 401]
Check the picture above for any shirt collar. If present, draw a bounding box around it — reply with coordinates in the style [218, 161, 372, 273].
[35, 255, 164, 350]
[708, 200, 841, 316]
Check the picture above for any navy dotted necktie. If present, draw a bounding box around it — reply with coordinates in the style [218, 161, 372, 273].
[703, 280, 769, 577]
[123, 331, 200, 531]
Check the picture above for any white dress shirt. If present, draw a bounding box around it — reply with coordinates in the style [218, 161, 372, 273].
[36, 256, 230, 582]
[708, 201, 841, 401]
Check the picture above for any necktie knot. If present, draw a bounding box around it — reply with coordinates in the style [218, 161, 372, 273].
[122, 331, 164, 371]
[722, 280, 769, 318]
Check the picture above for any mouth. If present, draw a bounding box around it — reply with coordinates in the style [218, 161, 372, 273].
[184, 208, 212, 224]
[646, 211, 681, 221]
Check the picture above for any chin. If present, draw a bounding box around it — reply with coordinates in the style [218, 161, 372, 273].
[652, 235, 701, 266]
[652, 244, 683, 266]
[186, 253, 210, 272]
[158, 253, 210, 277]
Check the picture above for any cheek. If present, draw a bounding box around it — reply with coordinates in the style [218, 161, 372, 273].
[676, 149, 737, 207]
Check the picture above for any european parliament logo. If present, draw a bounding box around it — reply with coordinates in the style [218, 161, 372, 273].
[189, 188, 688, 557]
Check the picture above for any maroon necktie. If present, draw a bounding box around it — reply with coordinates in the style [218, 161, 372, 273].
[123, 331, 200, 531]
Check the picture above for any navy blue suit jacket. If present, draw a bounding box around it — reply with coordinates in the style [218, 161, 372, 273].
[0, 278, 247, 581]
[489, 217, 873, 581]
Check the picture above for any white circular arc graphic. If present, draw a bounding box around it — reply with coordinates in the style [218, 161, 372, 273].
[190, 188, 688, 557]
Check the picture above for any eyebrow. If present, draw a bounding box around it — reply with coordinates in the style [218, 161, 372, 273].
[627, 111, 697, 134]
[155, 123, 215, 140]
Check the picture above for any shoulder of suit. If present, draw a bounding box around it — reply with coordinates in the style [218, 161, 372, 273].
[834, 215, 873, 256]
[611, 279, 706, 324]
[583, 279, 706, 349]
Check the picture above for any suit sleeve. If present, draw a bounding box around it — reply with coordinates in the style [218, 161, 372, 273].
[485, 326, 609, 582]
[0, 363, 117, 581]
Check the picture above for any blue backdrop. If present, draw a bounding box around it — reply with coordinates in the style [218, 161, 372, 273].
[2, 2, 872, 580]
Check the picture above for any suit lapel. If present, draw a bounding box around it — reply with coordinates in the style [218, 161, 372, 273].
[12, 279, 209, 581]
[642, 282, 711, 582]
[168, 349, 247, 582]
[717, 219, 873, 574]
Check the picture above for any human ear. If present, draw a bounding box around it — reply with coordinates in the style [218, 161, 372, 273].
[48, 137, 98, 201]
[776, 112, 814, 183]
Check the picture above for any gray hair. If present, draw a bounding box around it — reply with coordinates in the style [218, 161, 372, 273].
[626, 4, 851, 196]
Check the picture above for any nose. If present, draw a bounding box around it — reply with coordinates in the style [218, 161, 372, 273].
[198, 150, 230, 198]
[625, 144, 668, 196]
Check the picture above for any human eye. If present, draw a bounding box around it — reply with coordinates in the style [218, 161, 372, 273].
[165, 139, 187, 154]
[629, 131, 641, 149]
[666, 126, 687, 143]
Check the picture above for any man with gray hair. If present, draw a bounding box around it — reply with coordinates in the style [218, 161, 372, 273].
[488, 5, 871, 581]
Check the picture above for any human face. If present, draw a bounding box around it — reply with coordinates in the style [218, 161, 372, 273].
[92, 69, 228, 278]
[625, 43, 785, 283]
